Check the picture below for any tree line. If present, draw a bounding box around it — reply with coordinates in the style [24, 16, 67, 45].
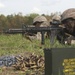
[0, 12, 60, 31]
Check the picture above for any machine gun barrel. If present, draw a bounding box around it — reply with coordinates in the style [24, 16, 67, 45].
[4, 27, 62, 33]
[3, 26, 63, 45]
[4, 28, 23, 34]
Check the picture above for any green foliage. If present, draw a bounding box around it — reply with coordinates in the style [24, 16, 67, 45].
[0, 13, 40, 30]
[0, 34, 75, 75]
[0, 34, 44, 56]
[0, 34, 75, 56]
[0, 13, 55, 31]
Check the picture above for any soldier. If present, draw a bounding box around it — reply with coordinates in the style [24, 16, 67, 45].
[33, 15, 49, 27]
[50, 14, 66, 44]
[50, 14, 61, 28]
[61, 8, 75, 45]
[61, 8, 75, 34]
[24, 15, 49, 44]
[52, 14, 61, 22]
[33, 15, 50, 40]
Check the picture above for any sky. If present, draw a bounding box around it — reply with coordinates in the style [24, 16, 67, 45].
[0, 0, 75, 16]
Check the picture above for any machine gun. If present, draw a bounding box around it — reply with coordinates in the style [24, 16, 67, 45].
[3, 21, 64, 45]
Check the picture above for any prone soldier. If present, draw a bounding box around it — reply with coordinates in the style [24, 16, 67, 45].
[50, 14, 66, 44]
[61, 8, 75, 45]
[32, 15, 50, 40]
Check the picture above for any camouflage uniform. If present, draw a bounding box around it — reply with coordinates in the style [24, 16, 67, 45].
[61, 8, 75, 45]
[52, 14, 61, 21]
[61, 8, 75, 34]
[61, 8, 75, 22]
[33, 15, 50, 40]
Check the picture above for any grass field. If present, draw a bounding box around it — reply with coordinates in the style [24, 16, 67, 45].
[0, 34, 44, 56]
[0, 34, 75, 56]
[0, 34, 75, 75]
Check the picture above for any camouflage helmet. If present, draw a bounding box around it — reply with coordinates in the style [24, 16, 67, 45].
[52, 14, 61, 21]
[61, 8, 75, 22]
[33, 15, 47, 25]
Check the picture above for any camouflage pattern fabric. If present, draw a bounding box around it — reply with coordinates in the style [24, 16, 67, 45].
[33, 16, 50, 41]
[33, 15, 47, 25]
[61, 8, 75, 22]
[52, 14, 61, 21]
[61, 8, 75, 45]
